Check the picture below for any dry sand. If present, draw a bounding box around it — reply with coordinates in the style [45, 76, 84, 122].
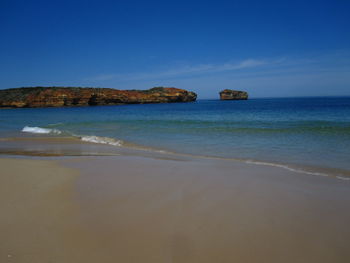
[1, 155, 350, 262]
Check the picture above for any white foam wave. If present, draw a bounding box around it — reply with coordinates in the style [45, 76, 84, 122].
[244, 160, 330, 177]
[336, 176, 350, 181]
[22, 126, 62, 135]
[80, 135, 123, 146]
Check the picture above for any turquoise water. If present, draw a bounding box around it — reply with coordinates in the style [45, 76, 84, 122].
[1, 97, 350, 172]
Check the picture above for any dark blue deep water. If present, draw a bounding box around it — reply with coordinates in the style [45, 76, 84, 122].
[1, 97, 350, 171]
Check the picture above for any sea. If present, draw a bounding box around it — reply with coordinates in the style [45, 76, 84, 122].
[1, 97, 350, 178]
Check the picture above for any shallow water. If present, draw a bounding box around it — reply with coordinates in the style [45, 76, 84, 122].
[1, 97, 350, 174]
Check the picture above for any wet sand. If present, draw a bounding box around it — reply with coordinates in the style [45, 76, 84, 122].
[1, 155, 350, 262]
[0, 158, 103, 262]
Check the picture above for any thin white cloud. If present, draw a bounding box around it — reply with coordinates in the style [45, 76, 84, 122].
[80, 50, 350, 97]
[86, 58, 269, 82]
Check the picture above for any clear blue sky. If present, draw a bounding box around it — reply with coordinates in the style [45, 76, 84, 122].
[1, 0, 349, 98]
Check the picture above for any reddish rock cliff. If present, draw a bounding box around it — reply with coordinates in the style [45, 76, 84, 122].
[0, 87, 197, 108]
[219, 89, 248, 100]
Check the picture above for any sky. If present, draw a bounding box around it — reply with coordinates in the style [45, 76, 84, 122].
[0, 0, 349, 98]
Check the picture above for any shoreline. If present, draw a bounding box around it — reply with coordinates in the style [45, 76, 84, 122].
[1, 155, 350, 262]
[1, 97, 349, 180]
[1, 134, 350, 180]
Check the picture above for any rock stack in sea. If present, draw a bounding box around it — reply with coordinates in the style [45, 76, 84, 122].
[219, 89, 248, 100]
[0, 86, 197, 108]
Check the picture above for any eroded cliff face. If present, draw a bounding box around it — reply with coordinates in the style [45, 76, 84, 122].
[0, 87, 197, 108]
[219, 89, 248, 100]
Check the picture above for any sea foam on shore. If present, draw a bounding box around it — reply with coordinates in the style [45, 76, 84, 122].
[80, 135, 123, 146]
[22, 126, 62, 134]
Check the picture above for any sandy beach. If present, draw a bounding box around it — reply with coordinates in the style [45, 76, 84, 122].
[2, 0, 350, 261]
[1, 154, 350, 263]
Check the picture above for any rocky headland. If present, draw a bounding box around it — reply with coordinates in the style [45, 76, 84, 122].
[219, 89, 248, 100]
[0, 87, 197, 108]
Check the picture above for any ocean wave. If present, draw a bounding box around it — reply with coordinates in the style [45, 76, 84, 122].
[242, 159, 350, 180]
[22, 126, 62, 135]
[21, 126, 124, 147]
[244, 160, 329, 177]
[80, 135, 123, 146]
